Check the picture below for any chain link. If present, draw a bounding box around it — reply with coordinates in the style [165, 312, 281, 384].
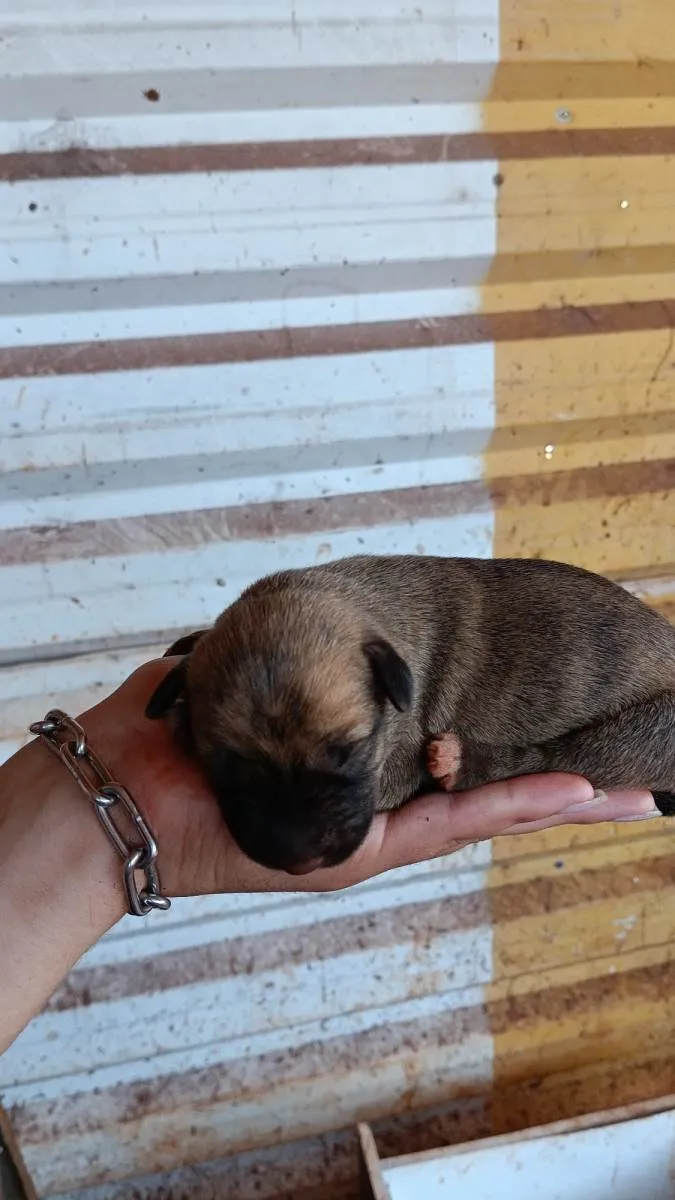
[29, 709, 171, 917]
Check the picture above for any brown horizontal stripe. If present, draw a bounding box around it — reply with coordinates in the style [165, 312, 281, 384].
[491, 60, 675, 103]
[491, 1057, 675, 1140]
[491, 458, 675, 512]
[4, 459, 675, 568]
[3, 300, 675, 379]
[490, 957, 675, 1035]
[46, 853, 670, 1013]
[3, 127, 675, 182]
[491, 852, 673, 926]
[16, 1101, 489, 1200]
[16, 1002, 488, 1142]
[0, 480, 490, 566]
[46, 890, 491, 1012]
[21, 956, 675, 1142]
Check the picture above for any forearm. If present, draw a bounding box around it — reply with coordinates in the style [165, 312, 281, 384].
[0, 740, 125, 1054]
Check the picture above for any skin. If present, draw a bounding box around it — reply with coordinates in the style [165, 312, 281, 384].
[0, 657, 658, 1056]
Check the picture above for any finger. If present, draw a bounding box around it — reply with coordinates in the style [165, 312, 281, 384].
[334, 773, 597, 883]
[196, 783, 660, 895]
[236, 773, 610, 891]
[501, 787, 658, 835]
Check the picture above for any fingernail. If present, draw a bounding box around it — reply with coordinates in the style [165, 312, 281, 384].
[560, 789, 608, 815]
[614, 808, 661, 823]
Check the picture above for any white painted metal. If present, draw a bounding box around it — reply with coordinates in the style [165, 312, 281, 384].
[0, 0, 502, 1195]
[381, 1108, 675, 1200]
[1, 165, 496, 283]
[0, 342, 496, 528]
[1, 511, 495, 657]
[0, 1, 500, 78]
[0, 264, 493, 350]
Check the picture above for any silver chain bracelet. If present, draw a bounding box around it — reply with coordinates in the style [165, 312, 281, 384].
[29, 709, 171, 918]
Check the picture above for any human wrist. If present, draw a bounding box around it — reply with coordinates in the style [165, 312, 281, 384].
[0, 738, 126, 1052]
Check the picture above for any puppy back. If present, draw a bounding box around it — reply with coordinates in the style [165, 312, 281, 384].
[188, 554, 675, 755]
[251, 555, 675, 742]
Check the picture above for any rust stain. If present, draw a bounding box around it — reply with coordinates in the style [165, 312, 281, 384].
[13, 1004, 490, 1144]
[17, 1104, 491, 1200]
[45, 890, 492, 1012]
[489, 1061, 675, 1140]
[489, 958, 675, 1040]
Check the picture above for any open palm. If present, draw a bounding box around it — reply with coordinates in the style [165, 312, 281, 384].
[79, 659, 656, 900]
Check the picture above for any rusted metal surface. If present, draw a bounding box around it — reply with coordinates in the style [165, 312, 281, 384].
[1, 0, 675, 1197]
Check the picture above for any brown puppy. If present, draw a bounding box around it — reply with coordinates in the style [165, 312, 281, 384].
[145, 555, 675, 875]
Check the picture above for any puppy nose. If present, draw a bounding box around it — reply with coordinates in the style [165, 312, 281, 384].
[283, 857, 324, 876]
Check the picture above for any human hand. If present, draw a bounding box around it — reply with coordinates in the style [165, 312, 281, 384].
[0, 657, 658, 1055]
[76, 658, 660, 898]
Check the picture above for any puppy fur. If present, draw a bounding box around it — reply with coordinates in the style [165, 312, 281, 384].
[146, 555, 675, 874]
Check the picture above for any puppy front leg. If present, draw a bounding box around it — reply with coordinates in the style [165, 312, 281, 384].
[427, 732, 542, 792]
[427, 732, 463, 790]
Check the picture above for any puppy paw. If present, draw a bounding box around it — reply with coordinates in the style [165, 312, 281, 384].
[427, 732, 462, 792]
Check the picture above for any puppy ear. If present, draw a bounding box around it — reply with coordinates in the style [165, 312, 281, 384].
[164, 629, 208, 658]
[363, 638, 413, 713]
[144, 661, 188, 720]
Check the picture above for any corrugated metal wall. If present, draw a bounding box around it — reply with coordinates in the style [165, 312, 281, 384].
[1, 2, 674, 1198]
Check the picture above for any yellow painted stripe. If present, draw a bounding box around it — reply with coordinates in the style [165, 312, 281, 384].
[483, 0, 675, 1138]
[483, 254, 675, 315]
[489, 484, 674, 574]
[497, 0, 674, 60]
[483, 98, 675, 134]
[495, 157, 675, 255]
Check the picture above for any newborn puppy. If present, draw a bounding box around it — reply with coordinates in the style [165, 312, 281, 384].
[145, 555, 675, 875]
